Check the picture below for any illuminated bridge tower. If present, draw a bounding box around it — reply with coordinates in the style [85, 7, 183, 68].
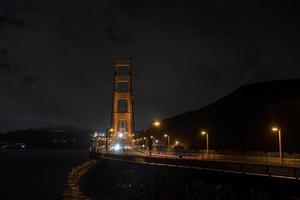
[110, 57, 134, 149]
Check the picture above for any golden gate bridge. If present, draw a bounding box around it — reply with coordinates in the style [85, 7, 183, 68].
[90, 57, 300, 180]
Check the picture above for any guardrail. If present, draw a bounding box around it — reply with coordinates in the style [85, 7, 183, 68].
[127, 146, 300, 166]
[90, 151, 300, 180]
[92, 146, 300, 166]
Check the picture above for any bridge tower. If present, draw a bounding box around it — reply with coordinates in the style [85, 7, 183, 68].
[110, 57, 134, 148]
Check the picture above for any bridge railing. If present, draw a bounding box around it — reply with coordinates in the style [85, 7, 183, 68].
[90, 151, 300, 180]
[91, 145, 300, 166]
[134, 147, 300, 166]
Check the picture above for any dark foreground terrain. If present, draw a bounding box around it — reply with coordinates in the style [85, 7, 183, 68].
[0, 149, 89, 200]
[81, 159, 300, 200]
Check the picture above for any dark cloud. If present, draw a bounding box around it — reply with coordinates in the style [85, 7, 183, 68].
[60, 16, 82, 41]
[0, 49, 11, 70]
[0, 0, 300, 132]
[106, 25, 131, 42]
[0, 15, 26, 26]
[24, 75, 37, 85]
[0, 63, 11, 70]
[1, 49, 8, 56]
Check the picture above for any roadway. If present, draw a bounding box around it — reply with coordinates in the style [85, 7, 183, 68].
[94, 145, 300, 167]
[90, 146, 300, 180]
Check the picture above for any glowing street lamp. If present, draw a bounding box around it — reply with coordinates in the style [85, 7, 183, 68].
[201, 131, 209, 154]
[272, 127, 282, 163]
[105, 128, 114, 153]
[153, 120, 161, 127]
[164, 134, 170, 149]
[175, 140, 179, 145]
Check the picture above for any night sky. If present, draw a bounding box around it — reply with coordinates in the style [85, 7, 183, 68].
[1, 0, 300, 132]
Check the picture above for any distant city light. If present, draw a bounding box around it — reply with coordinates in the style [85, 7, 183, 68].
[175, 140, 179, 145]
[118, 133, 124, 138]
[155, 139, 158, 143]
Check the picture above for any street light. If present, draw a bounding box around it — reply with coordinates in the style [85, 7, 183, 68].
[272, 126, 282, 163]
[201, 131, 209, 155]
[164, 134, 170, 149]
[153, 120, 161, 127]
[175, 140, 179, 145]
[105, 128, 114, 153]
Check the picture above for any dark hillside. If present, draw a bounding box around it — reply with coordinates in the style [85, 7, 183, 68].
[151, 79, 300, 152]
[0, 128, 93, 149]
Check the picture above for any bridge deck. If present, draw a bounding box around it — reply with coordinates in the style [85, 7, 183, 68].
[90, 150, 300, 180]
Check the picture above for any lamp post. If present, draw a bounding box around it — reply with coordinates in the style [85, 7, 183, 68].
[93, 132, 98, 150]
[150, 120, 161, 155]
[164, 134, 170, 149]
[201, 131, 209, 155]
[146, 136, 153, 156]
[153, 120, 161, 127]
[106, 128, 114, 153]
[272, 127, 282, 163]
[150, 135, 154, 149]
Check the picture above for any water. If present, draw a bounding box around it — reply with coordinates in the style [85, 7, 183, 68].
[1, 150, 299, 200]
[0, 149, 89, 200]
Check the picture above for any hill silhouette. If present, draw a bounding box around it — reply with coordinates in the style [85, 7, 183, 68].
[0, 127, 93, 149]
[151, 79, 300, 153]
